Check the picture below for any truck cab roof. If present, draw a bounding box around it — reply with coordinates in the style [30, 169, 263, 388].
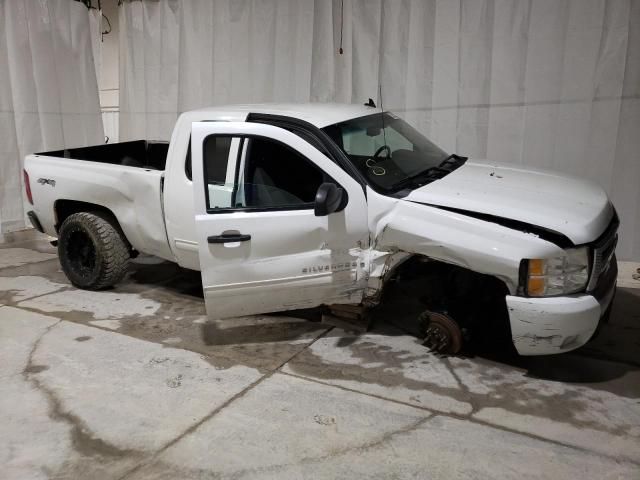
[186, 102, 378, 128]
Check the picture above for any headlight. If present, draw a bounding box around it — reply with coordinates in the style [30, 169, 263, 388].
[524, 247, 590, 297]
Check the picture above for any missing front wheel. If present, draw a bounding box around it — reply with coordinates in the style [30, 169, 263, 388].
[419, 310, 463, 354]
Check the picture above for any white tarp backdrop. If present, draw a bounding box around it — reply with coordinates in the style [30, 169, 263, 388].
[116, 0, 636, 261]
[0, 0, 104, 233]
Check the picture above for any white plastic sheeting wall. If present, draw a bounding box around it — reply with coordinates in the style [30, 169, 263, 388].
[0, 0, 104, 233]
[120, 0, 640, 260]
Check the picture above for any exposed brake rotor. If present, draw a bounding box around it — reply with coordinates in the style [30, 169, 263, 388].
[419, 310, 463, 354]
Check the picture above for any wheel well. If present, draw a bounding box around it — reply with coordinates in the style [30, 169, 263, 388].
[384, 255, 509, 296]
[54, 200, 133, 253]
[381, 256, 511, 335]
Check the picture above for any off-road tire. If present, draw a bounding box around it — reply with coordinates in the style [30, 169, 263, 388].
[58, 212, 129, 290]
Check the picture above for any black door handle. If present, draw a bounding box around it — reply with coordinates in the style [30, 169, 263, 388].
[207, 233, 251, 244]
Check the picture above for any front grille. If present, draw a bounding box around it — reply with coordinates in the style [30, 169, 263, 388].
[586, 214, 619, 292]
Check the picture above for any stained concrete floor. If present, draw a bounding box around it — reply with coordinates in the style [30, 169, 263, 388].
[1, 230, 639, 480]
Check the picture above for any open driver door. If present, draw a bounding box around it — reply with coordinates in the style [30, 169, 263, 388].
[191, 121, 369, 319]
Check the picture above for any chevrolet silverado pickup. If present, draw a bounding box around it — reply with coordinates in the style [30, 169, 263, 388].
[24, 103, 618, 355]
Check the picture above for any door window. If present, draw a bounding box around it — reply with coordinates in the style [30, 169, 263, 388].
[203, 135, 329, 212]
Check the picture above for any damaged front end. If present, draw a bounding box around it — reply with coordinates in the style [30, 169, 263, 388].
[508, 254, 617, 355]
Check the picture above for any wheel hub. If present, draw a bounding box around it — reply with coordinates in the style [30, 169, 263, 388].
[420, 311, 463, 354]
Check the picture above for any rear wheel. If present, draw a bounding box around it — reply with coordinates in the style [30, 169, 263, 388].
[58, 212, 129, 290]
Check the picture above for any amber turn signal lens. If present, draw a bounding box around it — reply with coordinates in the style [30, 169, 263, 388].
[527, 276, 545, 296]
[528, 259, 545, 276]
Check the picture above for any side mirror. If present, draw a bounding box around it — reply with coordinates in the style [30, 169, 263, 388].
[314, 182, 346, 217]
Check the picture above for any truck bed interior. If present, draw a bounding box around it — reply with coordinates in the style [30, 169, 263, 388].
[39, 140, 169, 170]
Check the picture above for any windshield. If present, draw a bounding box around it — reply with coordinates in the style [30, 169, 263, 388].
[323, 112, 463, 193]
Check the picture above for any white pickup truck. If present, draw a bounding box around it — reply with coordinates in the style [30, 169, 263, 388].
[24, 103, 618, 355]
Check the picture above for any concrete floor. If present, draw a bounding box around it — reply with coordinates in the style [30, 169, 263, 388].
[1, 230, 639, 480]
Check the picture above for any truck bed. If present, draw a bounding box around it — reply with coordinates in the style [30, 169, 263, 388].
[40, 140, 169, 171]
[26, 140, 175, 262]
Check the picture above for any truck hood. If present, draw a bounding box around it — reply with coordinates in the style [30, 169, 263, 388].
[405, 160, 613, 245]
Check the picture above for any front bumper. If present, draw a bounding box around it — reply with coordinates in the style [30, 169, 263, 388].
[507, 260, 617, 355]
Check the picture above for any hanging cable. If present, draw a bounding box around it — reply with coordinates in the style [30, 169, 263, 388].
[76, 0, 112, 41]
[75, 0, 93, 9]
[101, 13, 112, 41]
[339, 0, 344, 54]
